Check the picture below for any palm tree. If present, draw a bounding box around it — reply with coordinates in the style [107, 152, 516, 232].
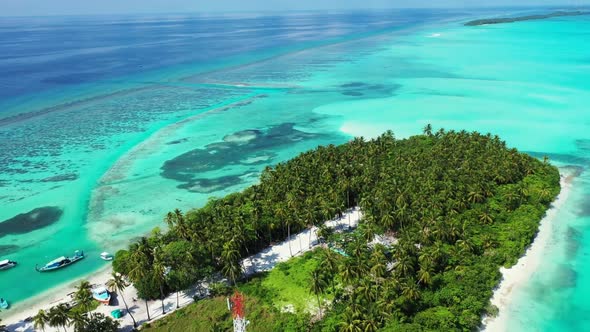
[33, 309, 49, 332]
[538, 186, 552, 204]
[395, 255, 415, 278]
[74, 280, 93, 315]
[456, 239, 474, 255]
[286, 192, 298, 256]
[221, 240, 243, 286]
[370, 261, 387, 279]
[340, 259, 358, 285]
[361, 219, 376, 243]
[129, 237, 154, 321]
[310, 268, 328, 317]
[350, 236, 366, 259]
[468, 190, 485, 204]
[152, 247, 169, 315]
[129, 254, 151, 321]
[68, 310, 88, 332]
[303, 201, 316, 248]
[479, 211, 494, 224]
[401, 281, 421, 302]
[355, 279, 376, 303]
[423, 123, 433, 136]
[361, 315, 380, 332]
[321, 248, 339, 289]
[339, 309, 363, 332]
[48, 304, 70, 332]
[275, 205, 292, 257]
[503, 190, 519, 210]
[380, 212, 395, 231]
[106, 272, 137, 328]
[417, 261, 433, 286]
[165, 209, 191, 241]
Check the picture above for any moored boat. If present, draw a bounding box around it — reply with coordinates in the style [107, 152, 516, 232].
[0, 298, 8, 309]
[0, 259, 17, 270]
[36, 250, 84, 272]
[92, 286, 111, 305]
[100, 252, 113, 261]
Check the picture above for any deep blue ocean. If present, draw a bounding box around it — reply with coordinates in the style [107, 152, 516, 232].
[0, 10, 463, 100]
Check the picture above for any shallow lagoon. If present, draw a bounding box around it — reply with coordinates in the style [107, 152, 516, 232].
[1, 9, 458, 308]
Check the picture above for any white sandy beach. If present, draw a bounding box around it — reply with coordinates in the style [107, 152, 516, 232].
[5, 171, 569, 332]
[482, 171, 573, 332]
[3, 208, 361, 331]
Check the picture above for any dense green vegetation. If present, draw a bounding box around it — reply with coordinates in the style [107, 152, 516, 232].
[114, 128, 560, 331]
[241, 250, 332, 314]
[143, 294, 307, 332]
[144, 251, 325, 332]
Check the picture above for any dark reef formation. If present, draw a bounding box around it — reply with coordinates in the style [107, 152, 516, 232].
[0, 244, 20, 255]
[0, 206, 63, 237]
[161, 123, 327, 193]
[41, 173, 78, 182]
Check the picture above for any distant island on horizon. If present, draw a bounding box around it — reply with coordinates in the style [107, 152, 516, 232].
[465, 10, 590, 26]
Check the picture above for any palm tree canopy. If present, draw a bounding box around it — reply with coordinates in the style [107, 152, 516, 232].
[110, 128, 560, 332]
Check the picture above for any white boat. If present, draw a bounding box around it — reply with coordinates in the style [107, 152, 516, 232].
[0, 259, 17, 271]
[100, 252, 113, 261]
[92, 286, 111, 305]
[36, 250, 84, 272]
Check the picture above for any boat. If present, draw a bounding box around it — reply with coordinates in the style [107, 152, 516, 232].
[92, 286, 111, 305]
[111, 308, 123, 319]
[36, 250, 84, 272]
[0, 298, 8, 309]
[0, 259, 17, 270]
[100, 252, 113, 261]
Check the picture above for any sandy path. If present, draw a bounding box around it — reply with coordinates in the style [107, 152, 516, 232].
[4, 208, 361, 331]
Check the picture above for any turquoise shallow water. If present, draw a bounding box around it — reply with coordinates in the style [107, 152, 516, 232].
[1, 9, 590, 331]
[1, 10, 460, 310]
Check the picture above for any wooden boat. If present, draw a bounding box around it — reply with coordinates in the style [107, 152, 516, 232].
[0, 259, 17, 270]
[36, 250, 84, 272]
[100, 252, 113, 261]
[92, 286, 111, 305]
[0, 298, 8, 309]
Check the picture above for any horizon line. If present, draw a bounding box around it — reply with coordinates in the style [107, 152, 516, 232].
[1, 4, 587, 19]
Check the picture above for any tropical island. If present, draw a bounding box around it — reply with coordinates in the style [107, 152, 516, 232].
[24, 128, 560, 331]
[464, 10, 589, 26]
[92, 127, 558, 331]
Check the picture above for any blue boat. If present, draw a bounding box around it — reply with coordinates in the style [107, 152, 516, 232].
[0, 298, 9, 309]
[36, 250, 84, 272]
[92, 286, 111, 305]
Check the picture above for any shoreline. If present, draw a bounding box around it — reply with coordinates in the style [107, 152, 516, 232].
[2, 96, 268, 319]
[0, 14, 466, 314]
[0, 264, 113, 324]
[2, 209, 362, 331]
[2, 171, 570, 331]
[481, 168, 575, 331]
